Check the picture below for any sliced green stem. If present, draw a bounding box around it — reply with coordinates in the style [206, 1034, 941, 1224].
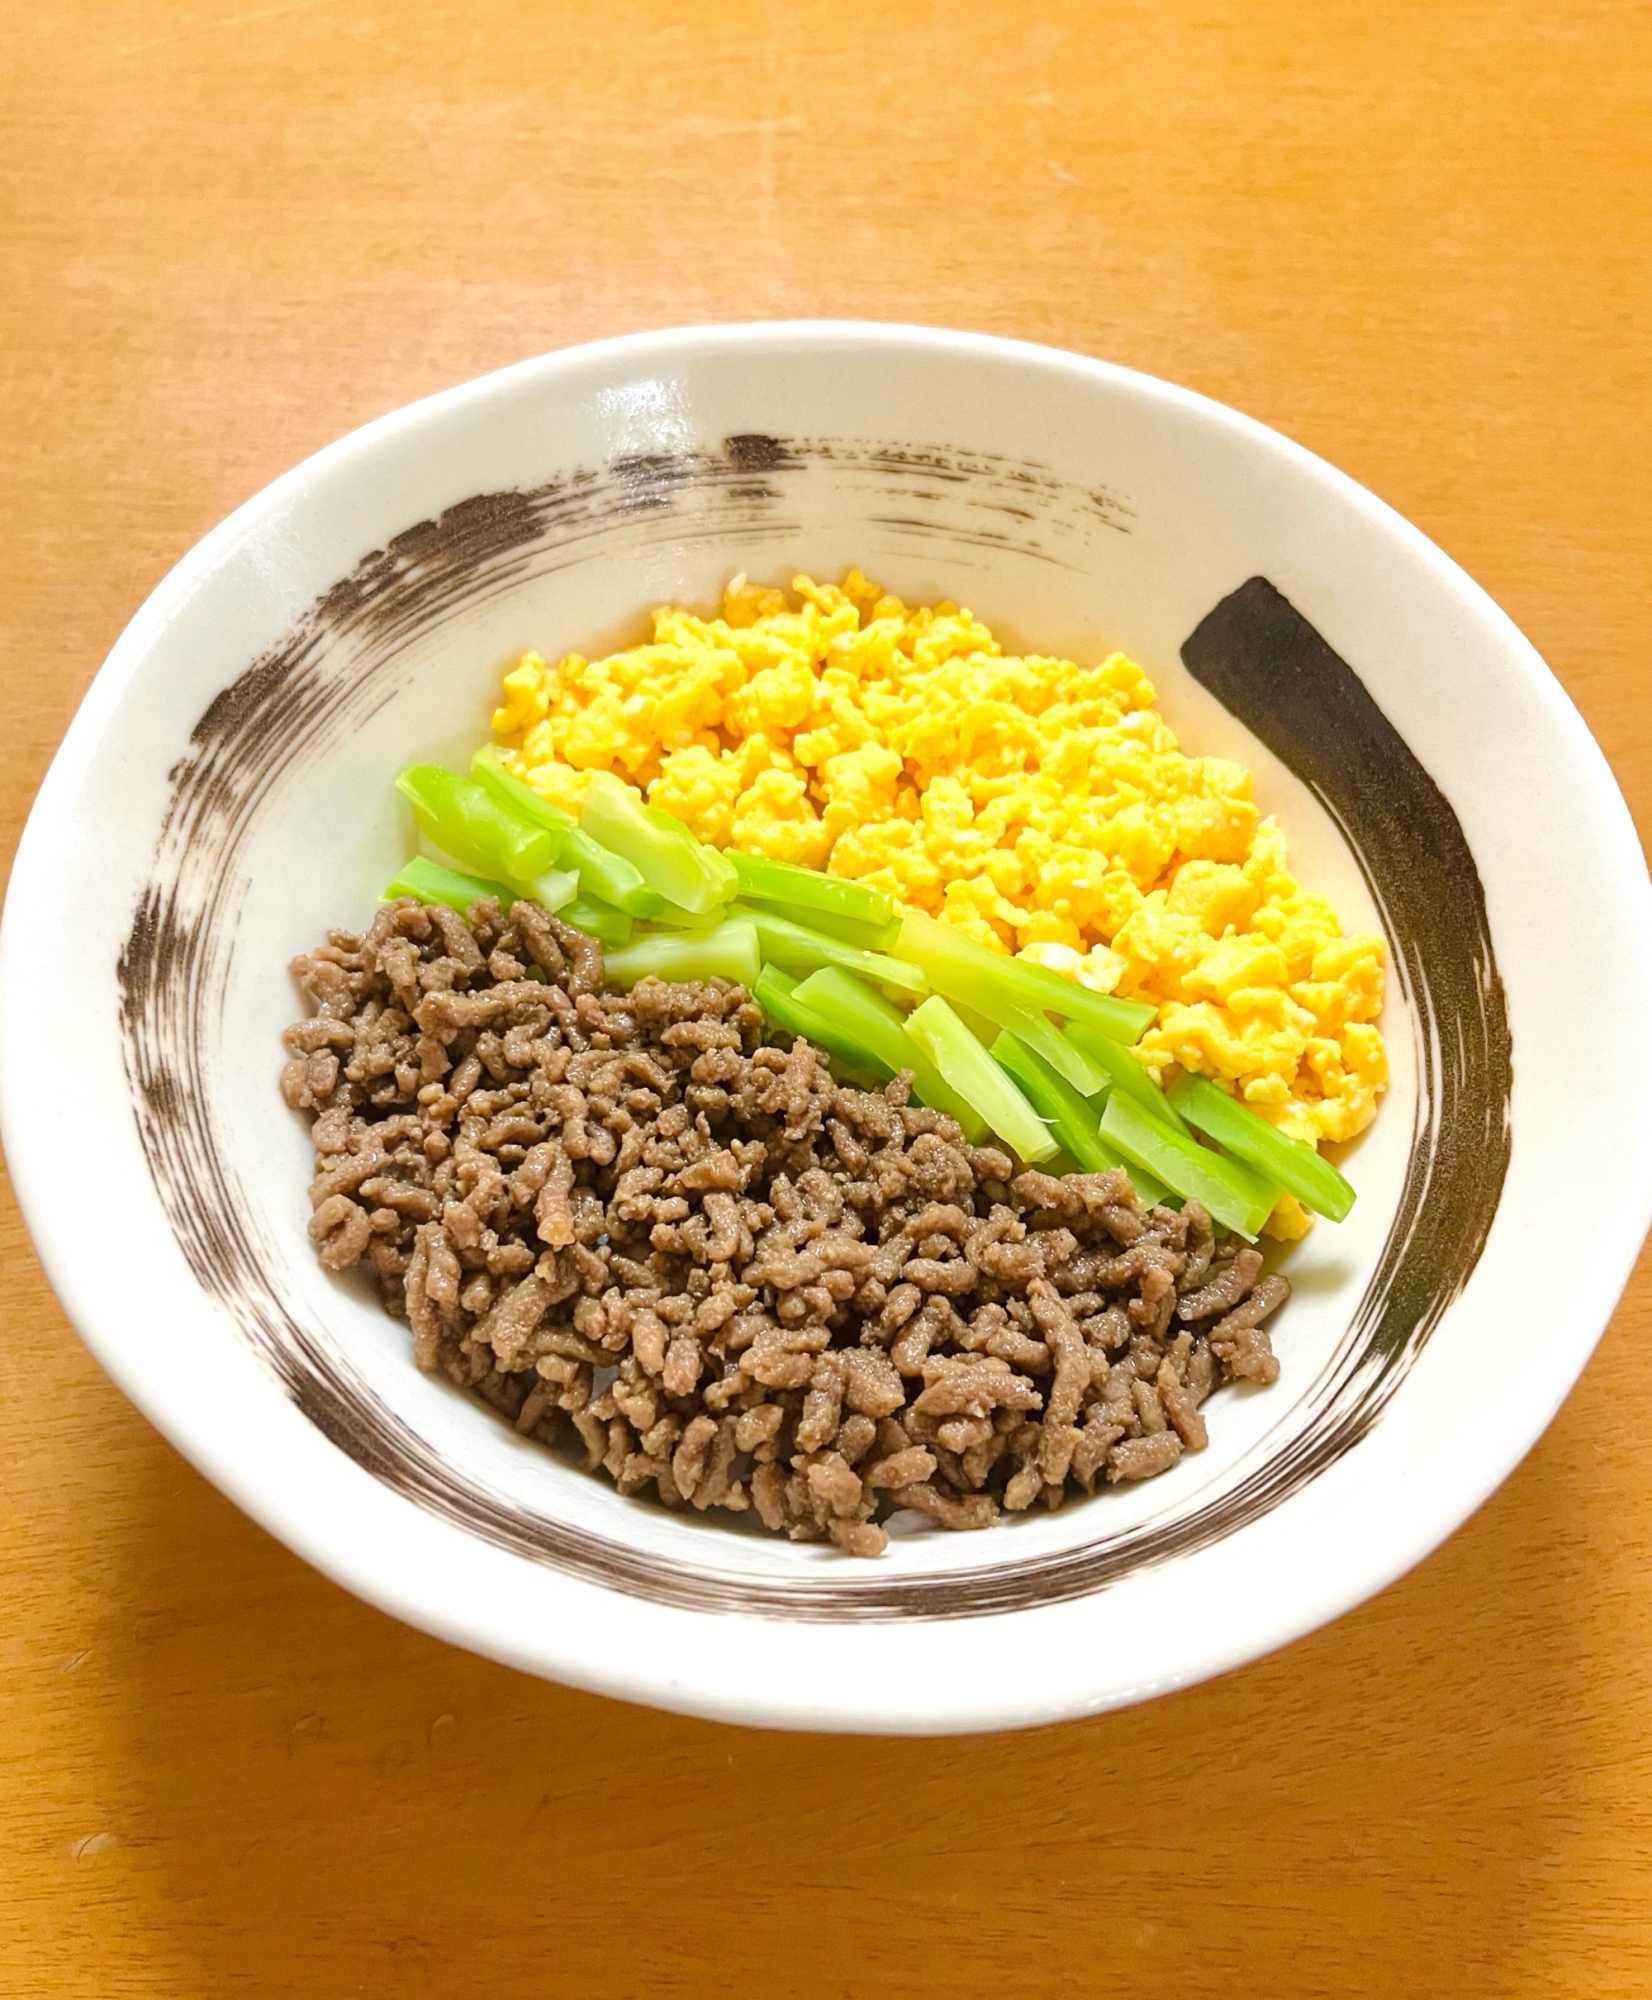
[1005, 958, 1158, 1046]
[894, 912, 1127, 1092]
[1063, 1020, 1190, 1133]
[739, 906, 928, 996]
[728, 850, 895, 929]
[396, 765, 561, 883]
[643, 896, 728, 931]
[556, 895, 634, 951]
[754, 967, 886, 1087]
[645, 803, 740, 902]
[385, 854, 514, 915]
[558, 827, 663, 916]
[1100, 1093, 1279, 1238]
[792, 967, 988, 1141]
[994, 1001, 1109, 1096]
[468, 746, 575, 837]
[894, 908, 1157, 1048]
[991, 1031, 1173, 1206]
[905, 996, 1057, 1163]
[601, 916, 760, 990]
[777, 904, 901, 952]
[468, 749, 670, 916]
[579, 771, 735, 915]
[509, 867, 579, 913]
[1168, 1072, 1355, 1222]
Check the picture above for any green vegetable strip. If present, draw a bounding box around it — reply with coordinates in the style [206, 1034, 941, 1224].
[738, 906, 928, 996]
[994, 1000, 1109, 1096]
[877, 921, 1104, 1089]
[950, 996, 1007, 1048]
[642, 896, 728, 931]
[1063, 1020, 1190, 1134]
[601, 916, 761, 990]
[644, 800, 741, 902]
[468, 746, 575, 837]
[906, 996, 1057, 1164]
[792, 967, 988, 1142]
[754, 967, 886, 1086]
[396, 765, 561, 883]
[894, 909, 1156, 1048]
[728, 850, 895, 928]
[555, 828, 663, 917]
[512, 867, 579, 913]
[1167, 1072, 1355, 1222]
[466, 749, 671, 915]
[789, 905, 903, 952]
[1100, 1093, 1279, 1239]
[1003, 957, 1158, 1045]
[557, 895, 634, 951]
[579, 771, 734, 915]
[384, 854, 514, 915]
[992, 1031, 1174, 1205]
[990, 1031, 1124, 1176]
[1123, 1161, 1173, 1211]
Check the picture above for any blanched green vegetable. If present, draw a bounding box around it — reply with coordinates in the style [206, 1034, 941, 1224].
[729, 850, 895, 930]
[397, 765, 562, 883]
[792, 967, 988, 1141]
[557, 894, 634, 951]
[471, 750, 622, 915]
[579, 771, 736, 915]
[1003, 958, 1158, 1046]
[1168, 1072, 1355, 1222]
[791, 905, 903, 953]
[991, 1028, 1161, 1192]
[468, 745, 575, 837]
[866, 913, 1101, 1090]
[644, 799, 740, 902]
[1063, 1020, 1191, 1134]
[739, 906, 928, 996]
[1100, 1092, 1279, 1239]
[511, 866, 578, 912]
[601, 916, 760, 990]
[557, 827, 664, 916]
[754, 967, 884, 1086]
[384, 854, 513, 915]
[906, 996, 1056, 1163]
[894, 909, 1157, 1048]
[469, 748, 670, 914]
[642, 895, 728, 931]
[990, 998, 1109, 1096]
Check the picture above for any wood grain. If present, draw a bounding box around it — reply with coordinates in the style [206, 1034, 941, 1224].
[2, 0, 1649, 1992]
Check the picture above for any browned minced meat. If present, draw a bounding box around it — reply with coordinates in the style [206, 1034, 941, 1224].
[282, 898, 1290, 1557]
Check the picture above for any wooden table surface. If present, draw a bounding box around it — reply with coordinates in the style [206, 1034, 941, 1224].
[4, 1, 1650, 1992]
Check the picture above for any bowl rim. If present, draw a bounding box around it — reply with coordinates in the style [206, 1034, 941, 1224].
[5, 319, 1651, 1733]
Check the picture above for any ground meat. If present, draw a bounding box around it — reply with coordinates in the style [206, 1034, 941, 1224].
[283, 899, 1290, 1556]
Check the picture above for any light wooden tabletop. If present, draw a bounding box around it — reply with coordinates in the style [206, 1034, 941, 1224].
[4, 1, 1650, 1992]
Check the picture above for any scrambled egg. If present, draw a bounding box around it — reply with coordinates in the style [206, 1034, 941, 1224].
[493, 572, 1387, 1232]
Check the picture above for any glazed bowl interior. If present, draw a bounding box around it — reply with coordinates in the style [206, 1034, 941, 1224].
[5, 324, 1649, 1732]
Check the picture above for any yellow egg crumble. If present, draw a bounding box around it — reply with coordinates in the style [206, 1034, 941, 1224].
[493, 570, 1387, 1232]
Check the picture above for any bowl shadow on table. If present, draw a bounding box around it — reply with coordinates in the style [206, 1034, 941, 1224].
[93, 1382, 1617, 2000]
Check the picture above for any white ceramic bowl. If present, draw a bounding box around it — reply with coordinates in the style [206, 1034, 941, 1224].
[5, 324, 1650, 1734]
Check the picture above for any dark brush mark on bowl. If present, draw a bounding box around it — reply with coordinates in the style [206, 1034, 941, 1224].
[723, 433, 797, 472]
[116, 436, 1508, 1620]
[1173, 578, 1514, 1483]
